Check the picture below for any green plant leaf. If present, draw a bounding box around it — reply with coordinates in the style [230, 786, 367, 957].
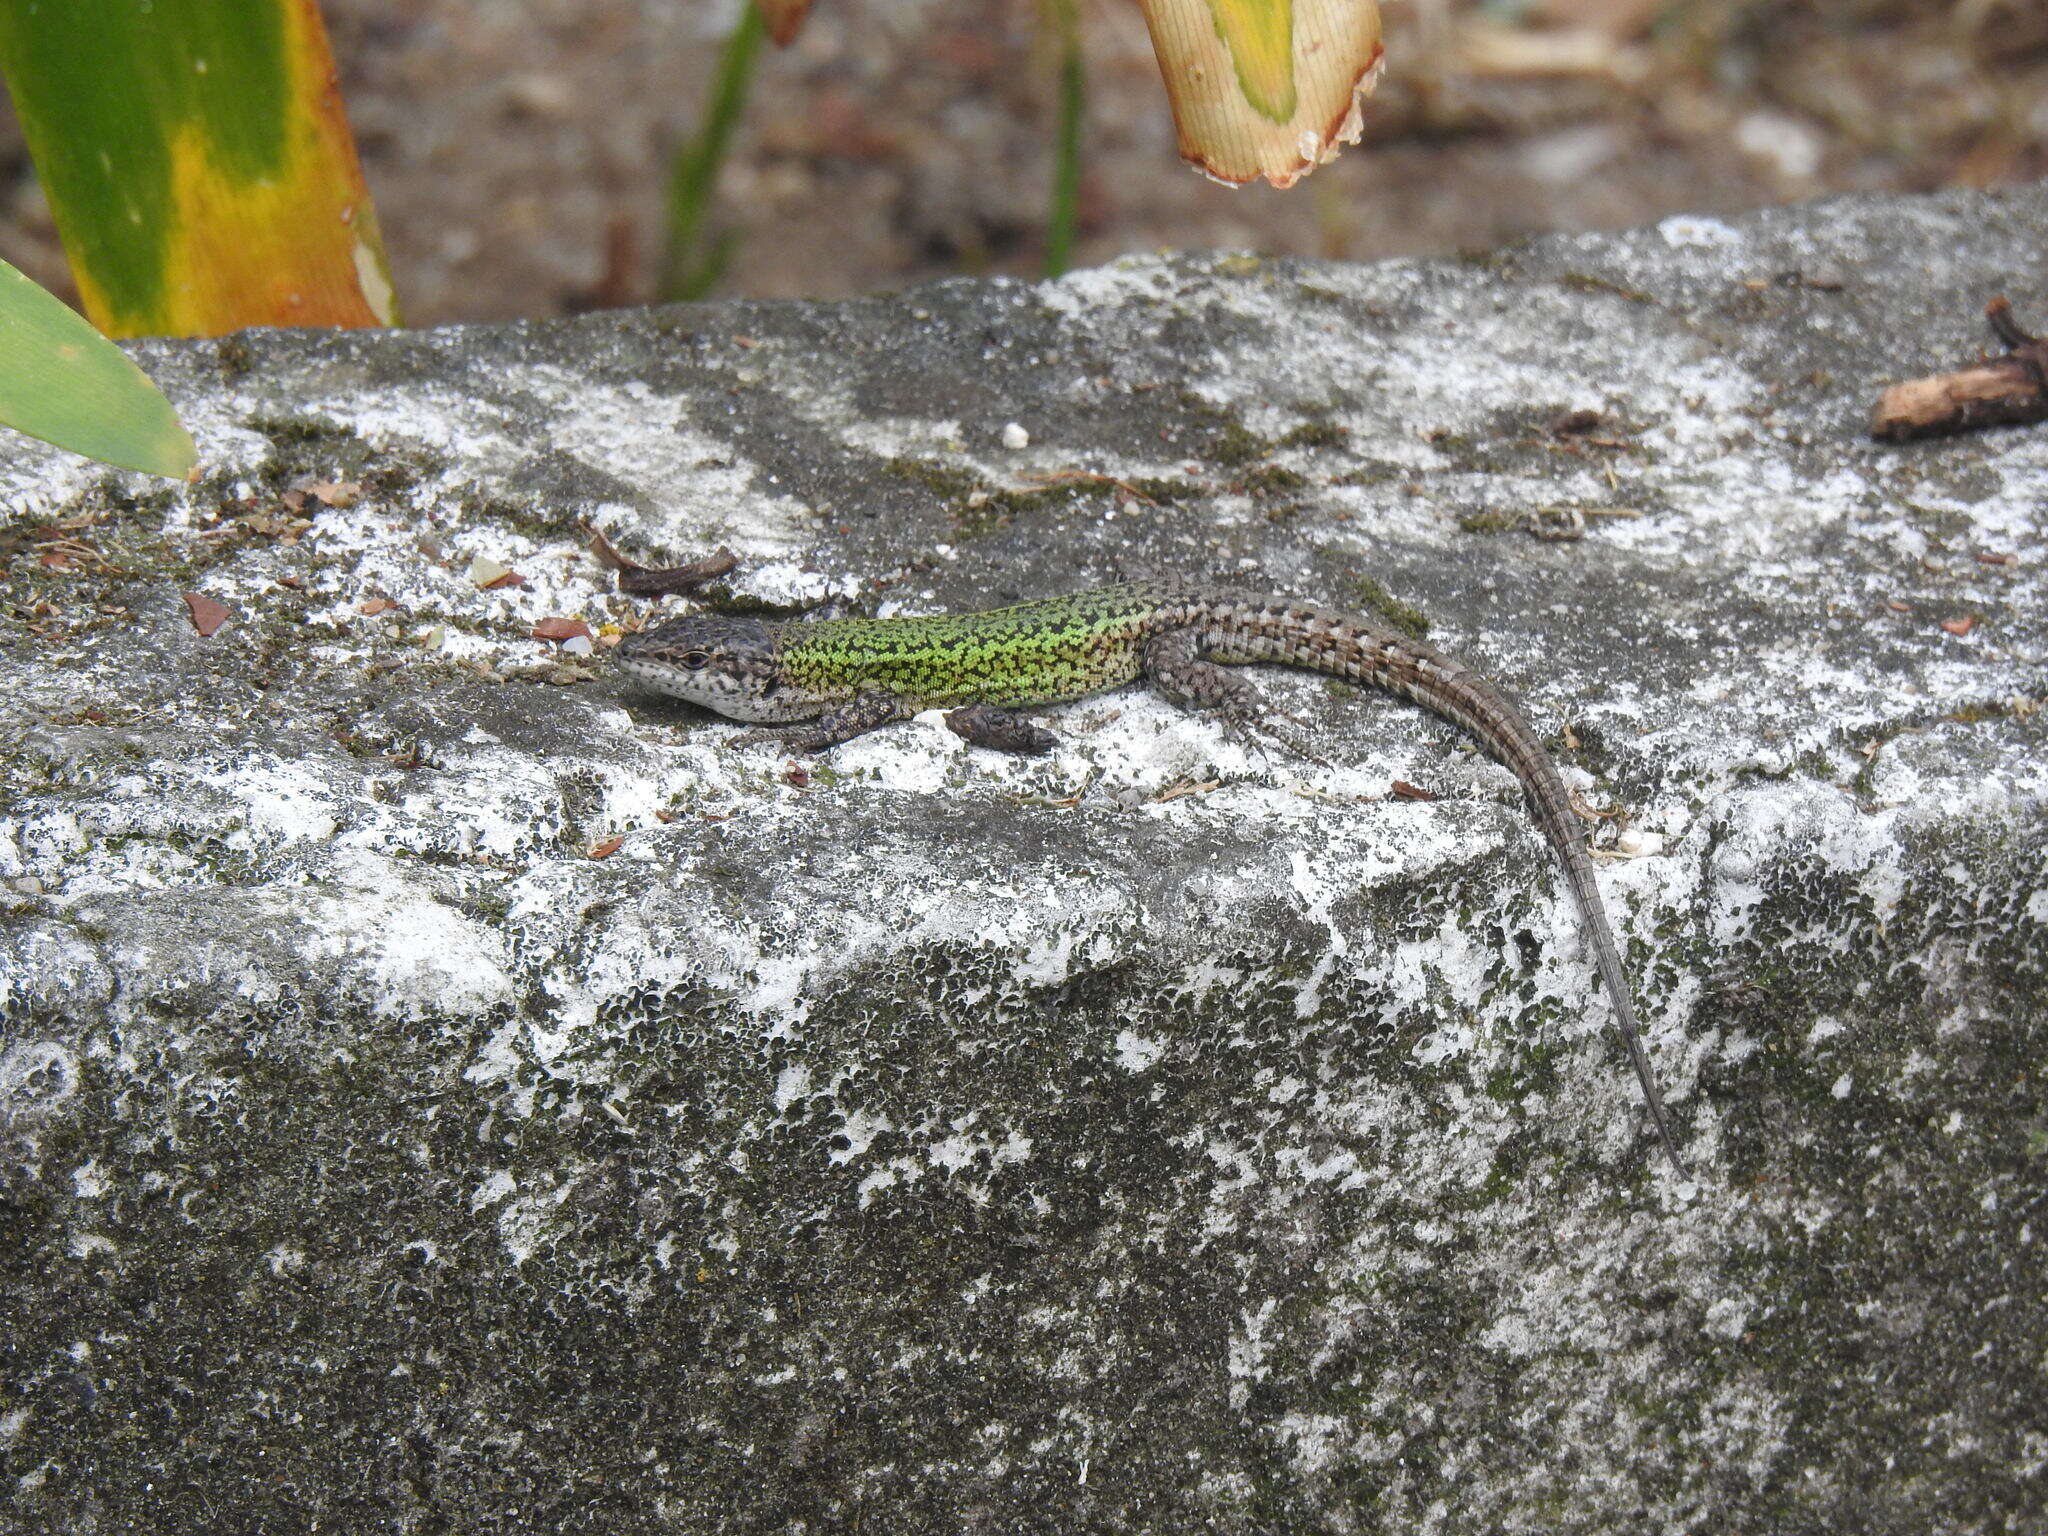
[661, 2, 765, 302]
[0, 258, 197, 478]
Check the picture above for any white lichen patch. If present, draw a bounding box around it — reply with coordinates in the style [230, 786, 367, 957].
[1, 194, 2044, 1533]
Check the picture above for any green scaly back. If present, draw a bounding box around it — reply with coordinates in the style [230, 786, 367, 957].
[778, 582, 1170, 708]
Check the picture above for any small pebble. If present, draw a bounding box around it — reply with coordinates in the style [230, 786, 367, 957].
[1001, 422, 1030, 450]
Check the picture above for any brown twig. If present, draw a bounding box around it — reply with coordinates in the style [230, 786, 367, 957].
[1014, 469, 1159, 504]
[1872, 298, 2048, 442]
[585, 526, 739, 595]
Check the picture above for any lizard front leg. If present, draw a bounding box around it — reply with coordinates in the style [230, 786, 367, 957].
[733, 691, 910, 752]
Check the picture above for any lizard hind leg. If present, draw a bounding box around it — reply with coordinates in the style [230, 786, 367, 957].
[1142, 629, 1326, 765]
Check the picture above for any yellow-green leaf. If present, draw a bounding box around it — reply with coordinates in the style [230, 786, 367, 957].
[1138, 0, 1384, 187]
[0, 258, 197, 478]
[1209, 0, 1297, 122]
[0, 0, 396, 339]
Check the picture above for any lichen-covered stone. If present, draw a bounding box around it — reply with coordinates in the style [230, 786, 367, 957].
[3, 188, 2045, 1534]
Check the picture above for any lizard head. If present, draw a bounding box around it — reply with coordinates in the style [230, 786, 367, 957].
[613, 614, 810, 722]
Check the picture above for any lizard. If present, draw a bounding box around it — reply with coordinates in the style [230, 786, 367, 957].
[613, 579, 1688, 1173]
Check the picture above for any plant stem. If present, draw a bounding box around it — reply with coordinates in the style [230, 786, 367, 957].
[1045, 0, 1083, 279]
[661, 2, 765, 302]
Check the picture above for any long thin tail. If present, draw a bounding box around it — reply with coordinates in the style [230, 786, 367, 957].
[1210, 600, 1689, 1173]
[1423, 674, 1688, 1175]
[1391, 659, 1688, 1174]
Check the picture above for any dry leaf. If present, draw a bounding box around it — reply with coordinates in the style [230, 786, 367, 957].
[482, 570, 529, 591]
[1390, 780, 1436, 801]
[587, 835, 624, 860]
[1136, 0, 1383, 188]
[1942, 616, 1978, 637]
[532, 617, 594, 643]
[466, 554, 515, 587]
[304, 480, 362, 508]
[359, 597, 398, 616]
[183, 593, 230, 636]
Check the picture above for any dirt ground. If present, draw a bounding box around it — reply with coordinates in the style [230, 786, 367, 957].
[2, 0, 2043, 326]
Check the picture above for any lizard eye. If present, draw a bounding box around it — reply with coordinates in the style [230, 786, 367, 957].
[679, 650, 712, 670]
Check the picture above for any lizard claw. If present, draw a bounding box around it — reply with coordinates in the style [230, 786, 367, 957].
[1224, 708, 1329, 768]
[726, 725, 823, 753]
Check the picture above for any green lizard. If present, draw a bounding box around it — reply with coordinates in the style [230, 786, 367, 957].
[615, 579, 1687, 1173]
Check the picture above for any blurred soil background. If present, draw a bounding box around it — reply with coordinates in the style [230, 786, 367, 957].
[1, 0, 2043, 326]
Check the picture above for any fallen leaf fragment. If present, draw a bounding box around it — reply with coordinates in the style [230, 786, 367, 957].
[784, 766, 812, 788]
[238, 508, 314, 541]
[482, 570, 528, 591]
[532, 617, 594, 643]
[1886, 599, 1912, 613]
[304, 480, 362, 508]
[587, 836, 624, 860]
[1976, 550, 2017, 567]
[466, 554, 515, 588]
[359, 597, 398, 616]
[1390, 780, 1436, 801]
[1942, 616, 1978, 637]
[183, 593, 230, 637]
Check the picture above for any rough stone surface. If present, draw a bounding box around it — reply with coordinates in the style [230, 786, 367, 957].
[3, 188, 2046, 1535]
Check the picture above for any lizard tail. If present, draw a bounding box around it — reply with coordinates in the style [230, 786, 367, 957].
[1401, 658, 1689, 1177]
[1208, 603, 1690, 1174]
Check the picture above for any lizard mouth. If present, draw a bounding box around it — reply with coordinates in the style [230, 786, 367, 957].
[612, 636, 814, 723]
